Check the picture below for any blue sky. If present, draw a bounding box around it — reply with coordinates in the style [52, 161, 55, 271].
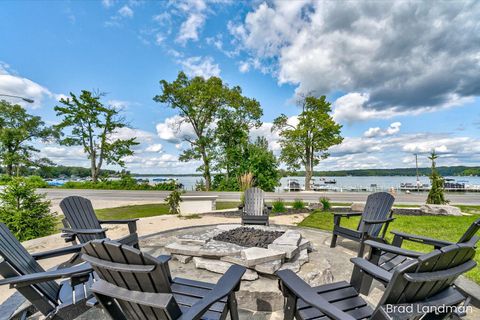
[1, 0, 479, 173]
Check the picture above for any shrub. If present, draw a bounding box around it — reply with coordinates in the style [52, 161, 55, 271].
[25, 175, 49, 188]
[62, 178, 178, 191]
[0, 177, 56, 241]
[320, 197, 331, 211]
[292, 199, 305, 209]
[165, 190, 183, 215]
[195, 179, 207, 191]
[272, 198, 286, 213]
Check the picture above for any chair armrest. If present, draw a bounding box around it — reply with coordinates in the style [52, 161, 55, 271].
[350, 257, 393, 283]
[178, 265, 246, 320]
[364, 240, 423, 258]
[238, 204, 244, 210]
[61, 227, 108, 235]
[362, 217, 395, 225]
[266, 205, 273, 210]
[333, 212, 363, 218]
[276, 270, 356, 320]
[98, 219, 139, 224]
[0, 263, 92, 288]
[31, 244, 83, 260]
[390, 230, 454, 248]
[91, 279, 177, 309]
[157, 255, 171, 263]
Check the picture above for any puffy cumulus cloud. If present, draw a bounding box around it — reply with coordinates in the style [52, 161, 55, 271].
[156, 115, 197, 143]
[118, 5, 133, 18]
[145, 144, 163, 153]
[175, 0, 208, 44]
[364, 122, 401, 138]
[0, 63, 55, 108]
[111, 127, 155, 143]
[179, 56, 220, 78]
[231, 1, 480, 120]
[249, 116, 298, 152]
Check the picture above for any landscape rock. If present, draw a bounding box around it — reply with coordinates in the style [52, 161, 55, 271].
[298, 239, 312, 252]
[350, 202, 365, 212]
[267, 244, 299, 260]
[221, 254, 249, 267]
[272, 230, 302, 246]
[241, 247, 285, 267]
[420, 204, 463, 216]
[254, 259, 282, 275]
[193, 257, 258, 280]
[172, 254, 192, 263]
[308, 202, 324, 210]
[278, 249, 309, 273]
[165, 242, 203, 256]
[199, 240, 245, 257]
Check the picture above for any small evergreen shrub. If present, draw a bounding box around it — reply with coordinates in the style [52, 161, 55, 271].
[272, 198, 286, 213]
[25, 175, 49, 188]
[165, 189, 183, 215]
[320, 197, 331, 211]
[0, 177, 56, 241]
[292, 199, 305, 209]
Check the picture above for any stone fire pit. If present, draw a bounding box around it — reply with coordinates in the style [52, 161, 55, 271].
[164, 224, 313, 280]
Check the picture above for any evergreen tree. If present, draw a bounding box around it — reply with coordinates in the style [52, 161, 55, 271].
[0, 177, 56, 241]
[426, 150, 449, 205]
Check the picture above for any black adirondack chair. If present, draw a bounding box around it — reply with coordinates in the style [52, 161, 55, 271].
[0, 223, 94, 320]
[350, 218, 480, 294]
[81, 239, 246, 320]
[330, 192, 395, 255]
[240, 187, 271, 226]
[277, 242, 476, 320]
[60, 195, 139, 248]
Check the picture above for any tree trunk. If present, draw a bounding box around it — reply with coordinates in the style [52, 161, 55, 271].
[304, 148, 312, 191]
[200, 147, 211, 191]
[6, 164, 13, 176]
[305, 166, 312, 191]
[91, 157, 98, 183]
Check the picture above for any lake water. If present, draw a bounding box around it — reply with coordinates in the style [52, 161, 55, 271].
[133, 175, 480, 192]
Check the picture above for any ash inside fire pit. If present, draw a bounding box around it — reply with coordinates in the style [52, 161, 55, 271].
[213, 227, 284, 248]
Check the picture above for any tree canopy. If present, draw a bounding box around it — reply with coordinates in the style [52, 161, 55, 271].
[154, 71, 263, 190]
[54, 90, 138, 182]
[273, 95, 343, 190]
[0, 100, 56, 176]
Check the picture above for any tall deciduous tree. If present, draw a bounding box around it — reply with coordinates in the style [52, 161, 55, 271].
[273, 95, 343, 190]
[0, 100, 56, 176]
[154, 71, 262, 190]
[54, 90, 138, 182]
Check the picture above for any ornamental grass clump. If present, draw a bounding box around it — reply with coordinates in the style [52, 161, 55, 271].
[272, 198, 286, 213]
[320, 197, 331, 211]
[292, 199, 306, 209]
[239, 172, 254, 204]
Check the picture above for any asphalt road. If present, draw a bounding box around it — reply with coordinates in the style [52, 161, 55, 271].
[39, 188, 480, 205]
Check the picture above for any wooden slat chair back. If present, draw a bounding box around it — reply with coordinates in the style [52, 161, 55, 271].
[81, 240, 179, 319]
[379, 243, 476, 309]
[243, 187, 265, 216]
[357, 192, 395, 238]
[458, 218, 480, 243]
[0, 223, 60, 315]
[60, 196, 106, 243]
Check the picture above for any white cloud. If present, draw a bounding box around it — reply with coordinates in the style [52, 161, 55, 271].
[232, 1, 480, 120]
[179, 56, 220, 78]
[177, 13, 205, 44]
[364, 122, 401, 138]
[0, 62, 58, 108]
[111, 127, 155, 144]
[156, 115, 197, 143]
[102, 0, 115, 8]
[118, 5, 133, 18]
[239, 61, 250, 73]
[145, 144, 163, 153]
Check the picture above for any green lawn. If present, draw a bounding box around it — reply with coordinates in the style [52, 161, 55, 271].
[299, 211, 480, 284]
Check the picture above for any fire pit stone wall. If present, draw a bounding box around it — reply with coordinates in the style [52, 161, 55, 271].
[165, 224, 313, 281]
